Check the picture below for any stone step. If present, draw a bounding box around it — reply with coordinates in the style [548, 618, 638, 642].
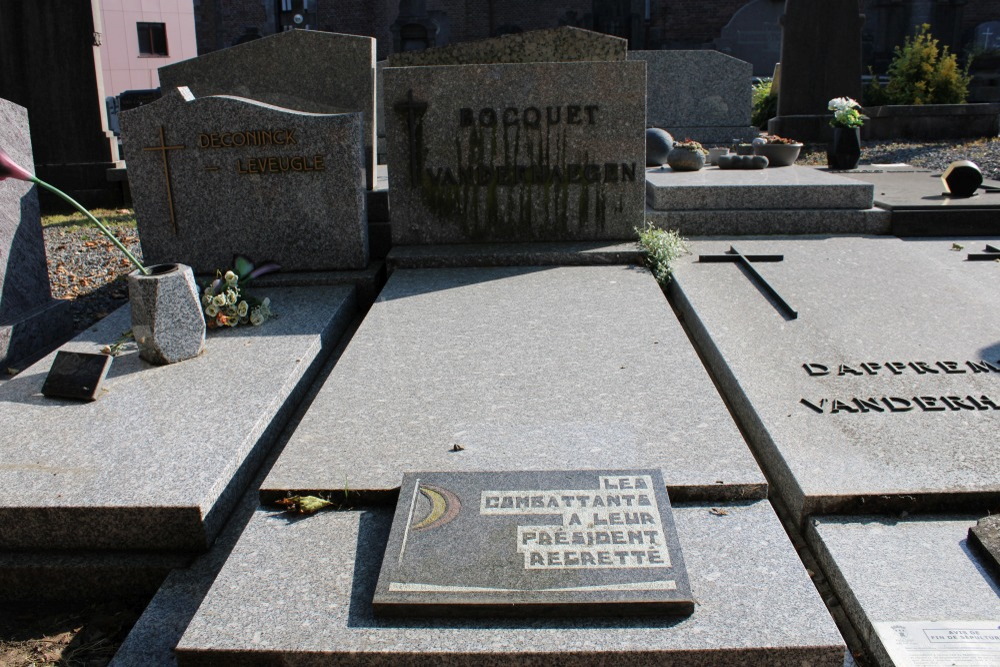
[260, 264, 766, 503]
[645, 206, 890, 236]
[174, 500, 846, 665]
[646, 165, 875, 211]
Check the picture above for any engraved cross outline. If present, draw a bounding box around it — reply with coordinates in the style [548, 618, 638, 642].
[393, 89, 427, 187]
[142, 126, 184, 235]
[698, 245, 798, 320]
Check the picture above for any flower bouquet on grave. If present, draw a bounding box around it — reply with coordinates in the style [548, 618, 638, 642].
[201, 255, 279, 328]
[826, 97, 867, 170]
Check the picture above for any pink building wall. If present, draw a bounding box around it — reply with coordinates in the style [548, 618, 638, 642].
[98, 0, 198, 97]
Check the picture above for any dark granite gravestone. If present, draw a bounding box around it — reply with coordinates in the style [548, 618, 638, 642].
[387, 26, 626, 67]
[120, 87, 367, 273]
[0, 97, 71, 367]
[713, 0, 784, 78]
[373, 469, 693, 617]
[768, 0, 865, 142]
[158, 30, 377, 190]
[969, 515, 1000, 582]
[383, 61, 645, 244]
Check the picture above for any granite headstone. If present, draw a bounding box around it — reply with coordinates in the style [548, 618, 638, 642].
[0, 97, 70, 366]
[973, 21, 1000, 51]
[121, 87, 367, 273]
[628, 50, 756, 143]
[384, 61, 645, 244]
[768, 0, 865, 142]
[158, 30, 377, 190]
[387, 26, 626, 67]
[713, 0, 784, 77]
[373, 469, 694, 617]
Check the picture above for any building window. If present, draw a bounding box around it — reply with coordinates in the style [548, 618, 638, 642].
[137, 22, 168, 56]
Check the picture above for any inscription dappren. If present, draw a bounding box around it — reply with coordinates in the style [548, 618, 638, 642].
[799, 359, 1000, 414]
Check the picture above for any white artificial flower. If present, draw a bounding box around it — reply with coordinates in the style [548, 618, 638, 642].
[226, 289, 237, 305]
[202, 294, 212, 307]
[250, 310, 264, 326]
[237, 300, 249, 317]
[212, 293, 226, 307]
[224, 270, 238, 285]
[206, 304, 219, 317]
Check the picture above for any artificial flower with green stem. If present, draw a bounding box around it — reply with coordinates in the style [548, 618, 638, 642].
[0, 146, 148, 275]
[827, 97, 868, 129]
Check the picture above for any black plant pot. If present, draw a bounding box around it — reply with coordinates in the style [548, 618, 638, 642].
[827, 127, 861, 170]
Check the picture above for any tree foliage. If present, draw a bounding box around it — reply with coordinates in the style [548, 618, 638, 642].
[884, 24, 970, 105]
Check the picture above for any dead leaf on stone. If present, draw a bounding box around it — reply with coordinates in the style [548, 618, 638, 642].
[708, 507, 729, 516]
[275, 495, 332, 515]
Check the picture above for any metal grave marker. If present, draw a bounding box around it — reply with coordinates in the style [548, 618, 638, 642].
[373, 469, 694, 617]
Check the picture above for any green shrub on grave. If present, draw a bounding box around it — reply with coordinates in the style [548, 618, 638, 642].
[751, 78, 777, 129]
[884, 24, 971, 105]
[637, 224, 690, 285]
[862, 67, 891, 106]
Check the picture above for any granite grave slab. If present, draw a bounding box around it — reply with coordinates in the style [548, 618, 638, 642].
[970, 515, 1000, 583]
[839, 167, 1000, 236]
[158, 29, 378, 189]
[262, 264, 765, 501]
[0, 97, 70, 366]
[373, 469, 694, 617]
[0, 284, 357, 553]
[121, 87, 367, 273]
[628, 50, 756, 143]
[808, 515, 1000, 667]
[387, 26, 626, 67]
[670, 236, 1000, 524]
[644, 165, 889, 235]
[175, 500, 845, 665]
[384, 61, 645, 244]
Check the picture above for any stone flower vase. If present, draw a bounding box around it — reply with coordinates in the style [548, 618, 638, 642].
[754, 143, 802, 167]
[128, 263, 206, 365]
[827, 127, 861, 170]
[666, 147, 705, 172]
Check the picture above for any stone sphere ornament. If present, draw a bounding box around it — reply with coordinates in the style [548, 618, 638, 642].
[941, 160, 983, 197]
[645, 128, 674, 166]
[128, 263, 206, 365]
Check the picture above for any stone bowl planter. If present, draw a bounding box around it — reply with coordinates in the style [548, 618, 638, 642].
[128, 263, 206, 365]
[707, 147, 731, 165]
[666, 147, 705, 172]
[753, 143, 802, 167]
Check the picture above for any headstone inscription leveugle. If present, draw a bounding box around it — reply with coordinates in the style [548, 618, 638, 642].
[384, 61, 645, 244]
[0, 97, 70, 366]
[158, 30, 378, 190]
[121, 87, 368, 273]
[373, 470, 693, 616]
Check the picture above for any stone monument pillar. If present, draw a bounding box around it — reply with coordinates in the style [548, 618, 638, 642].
[768, 0, 864, 142]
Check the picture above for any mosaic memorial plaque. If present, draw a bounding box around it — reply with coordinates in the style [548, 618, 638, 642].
[373, 469, 694, 617]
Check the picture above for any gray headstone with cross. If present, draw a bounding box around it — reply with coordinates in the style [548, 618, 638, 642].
[121, 87, 368, 273]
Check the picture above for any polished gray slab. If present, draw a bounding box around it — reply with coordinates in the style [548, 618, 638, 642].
[0, 285, 356, 552]
[808, 515, 1000, 667]
[263, 265, 765, 501]
[670, 236, 1000, 522]
[645, 165, 874, 211]
[175, 500, 845, 665]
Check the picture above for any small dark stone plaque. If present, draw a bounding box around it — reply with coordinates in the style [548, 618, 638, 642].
[41, 351, 112, 401]
[969, 515, 1000, 583]
[373, 469, 694, 617]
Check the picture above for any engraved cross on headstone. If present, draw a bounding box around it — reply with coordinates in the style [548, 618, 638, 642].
[142, 126, 184, 235]
[393, 89, 427, 187]
[698, 246, 798, 319]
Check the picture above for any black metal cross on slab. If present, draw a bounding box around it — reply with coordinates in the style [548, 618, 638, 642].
[393, 89, 427, 187]
[967, 244, 1000, 261]
[698, 246, 798, 320]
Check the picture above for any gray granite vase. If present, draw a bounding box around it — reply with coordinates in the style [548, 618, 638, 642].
[128, 263, 206, 365]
